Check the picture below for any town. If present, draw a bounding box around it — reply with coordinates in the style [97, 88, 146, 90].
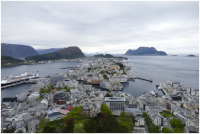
[1, 57, 199, 133]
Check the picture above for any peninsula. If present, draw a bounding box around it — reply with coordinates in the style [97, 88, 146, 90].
[25, 46, 85, 62]
[125, 47, 167, 56]
[1, 56, 199, 133]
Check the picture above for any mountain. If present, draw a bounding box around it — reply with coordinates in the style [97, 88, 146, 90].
[125, 47, 167, 56]
[25, 46, 85, 61]
[36, 48, 63, 55]
[1, 43, 39, 58]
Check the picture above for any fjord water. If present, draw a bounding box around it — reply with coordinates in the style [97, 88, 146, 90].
[1, 56, 199, 100]
[122, 55, 199, 97]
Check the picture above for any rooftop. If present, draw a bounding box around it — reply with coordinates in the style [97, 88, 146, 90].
[105, 97, 125, 102]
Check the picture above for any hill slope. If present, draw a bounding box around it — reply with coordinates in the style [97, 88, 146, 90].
[125, 47, 167, 55]
[36, 48, 63, 55]
[1, 43, 39, 58]
[25, 46, 85, 61]
[1, 56, 24, 67]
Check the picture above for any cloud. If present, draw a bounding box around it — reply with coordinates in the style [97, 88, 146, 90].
[1, 1, 199, 54]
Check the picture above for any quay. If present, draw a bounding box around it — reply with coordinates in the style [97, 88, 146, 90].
[1, 81, 37, 89]
[135, 77, 152, 82]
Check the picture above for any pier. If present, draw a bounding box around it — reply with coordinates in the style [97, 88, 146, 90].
[1, 81, 37, 89]
[135, 77, 153, 82]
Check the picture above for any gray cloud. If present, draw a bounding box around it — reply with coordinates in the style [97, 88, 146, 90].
[1, 1, 199, 54]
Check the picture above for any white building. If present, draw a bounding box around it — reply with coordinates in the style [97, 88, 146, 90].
[105, 97, 125, 110]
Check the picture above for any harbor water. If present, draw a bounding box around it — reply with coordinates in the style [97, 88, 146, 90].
[1, 55, 199, 101]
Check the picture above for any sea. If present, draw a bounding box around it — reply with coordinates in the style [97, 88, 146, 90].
[1, 55, 199, 101]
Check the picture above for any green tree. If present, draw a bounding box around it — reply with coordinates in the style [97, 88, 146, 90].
[118, 111, 134, 132]
[38, 118, 50, 132]
[119, 111, 126, 118]
[73, 123, 85, 133]
[64, 106, 83, 121]
[49, 84, 54, 89]
[170, 118, 184, 129]
[149, 125, 160, 133]
[3, 127, 16, 133]
[100, 104, 112, 115]
[173, 127, 183, 133]
[162, 127, 172, 133]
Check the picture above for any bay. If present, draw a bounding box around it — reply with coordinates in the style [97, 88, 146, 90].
[1, 55, 199, 100]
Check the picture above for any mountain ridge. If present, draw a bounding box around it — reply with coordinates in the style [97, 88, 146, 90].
[125, 47, 167, 55]
[36, 48, 64, 55]
[1, 43, 39, 58]
[25, 46, 85, 61]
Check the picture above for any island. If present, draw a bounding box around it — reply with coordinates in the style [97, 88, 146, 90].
[125, 47, 167, 56]
[187, 54, 196, 57]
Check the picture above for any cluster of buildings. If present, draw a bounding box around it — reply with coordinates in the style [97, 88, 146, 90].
[135, 80, 199, 133]
[1, 57, 199, 133]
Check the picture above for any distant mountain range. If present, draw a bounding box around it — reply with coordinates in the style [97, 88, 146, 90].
[25, 46, 85, 61]
[36, 48, 63, 55]
[125, 47, 167, 56]
[1, 43, 39, 58]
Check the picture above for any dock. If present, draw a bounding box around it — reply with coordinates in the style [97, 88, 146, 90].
[1, 81, 37, 89]
[135, 77, 153, 82]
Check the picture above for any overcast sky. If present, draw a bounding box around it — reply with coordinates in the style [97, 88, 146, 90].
[1, 1, 199, 54]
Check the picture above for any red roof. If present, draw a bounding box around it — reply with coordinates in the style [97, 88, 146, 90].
[54, 108, 69, 115]
[65, 106, 73, 111]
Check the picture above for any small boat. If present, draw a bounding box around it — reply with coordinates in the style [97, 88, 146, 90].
[155, 84, 159, 87]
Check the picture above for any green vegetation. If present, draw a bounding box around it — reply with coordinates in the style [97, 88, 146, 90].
[122, 69, 127, 75]
[162, 127, 172, 133]
[36, 96, 43, 101]
[40, 88, 52, 94]
[116, 63, 124, 70]
[118, 111, 134, 133]
[94, 67, 101, 70]
[121, 95, 124, 97]
[2, 127, 16, 133]
[105, 93, 113, 97]
[38, 106, 84, 133]
[100, 70, 106, 74]
[84, 114, 129, 133]
[173, 127, 183, 133]
[100, 104, 112, 115]
[25, 47, 85, 62]
[103, 74, 108, 79]
[125, 101, 129, 104]
[160, 110, 174, 117]
[170, 118, 184, 131]
[143, 112, 160, 133]
[38, 105, 131, 133]
[1, 56, 24, 67]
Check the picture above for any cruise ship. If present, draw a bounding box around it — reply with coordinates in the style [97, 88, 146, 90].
[1, 72, 39, 86]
